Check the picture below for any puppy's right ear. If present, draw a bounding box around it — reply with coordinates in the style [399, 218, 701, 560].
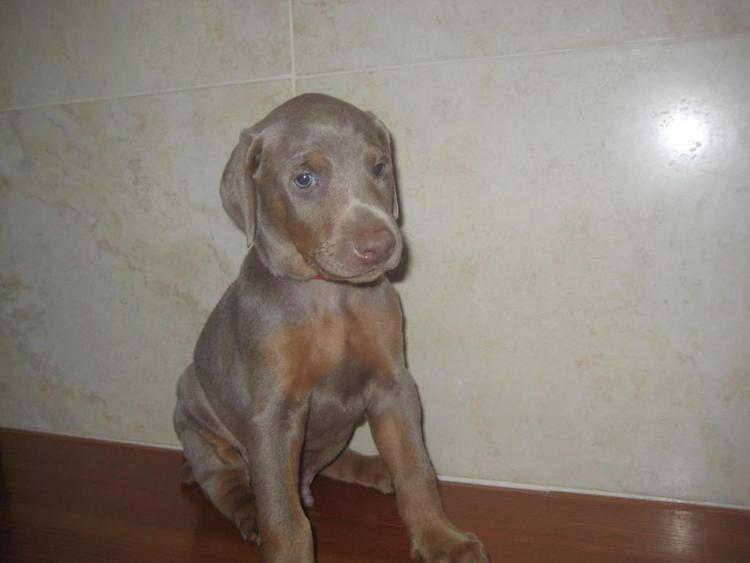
[220, 127, 262, 247]
[366, 111, 399, 219]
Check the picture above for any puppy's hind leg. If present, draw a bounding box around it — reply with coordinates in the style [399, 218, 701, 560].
[176, 419, 260, 544]
[321, 449, 394, 494]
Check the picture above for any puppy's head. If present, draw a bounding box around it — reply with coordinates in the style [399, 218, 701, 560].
[221, 93, 402, 284]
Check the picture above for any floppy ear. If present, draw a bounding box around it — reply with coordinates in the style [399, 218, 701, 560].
[367, 111, 399, 219]
[220, 127, 262, 247]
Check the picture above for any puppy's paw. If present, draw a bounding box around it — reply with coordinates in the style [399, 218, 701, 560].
[236, 506, 261, 545]
[238, 518, 261, 545]
[300, 484, 315, 508]
[414, 528, 489, 563]
[360, 455, 395, 495]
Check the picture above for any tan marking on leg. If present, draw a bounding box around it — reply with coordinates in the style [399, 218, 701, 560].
[193, 430, 258, 543]
[213, 467, 248, 499]
[370, 409, 487, 559]
[200, 430, 244, 466]
[255, 433, 312, 559]
[204, 465, 259, 544]
[370, 410, 446, 532]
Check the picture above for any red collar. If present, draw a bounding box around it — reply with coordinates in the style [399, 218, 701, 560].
[311, 274, 324, 280]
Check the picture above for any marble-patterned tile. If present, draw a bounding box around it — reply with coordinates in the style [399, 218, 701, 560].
[0, 79, 291, 444]
[293, 0, 750, 74]
[298, 33, 750, 506]
[0, 0, 290, 109]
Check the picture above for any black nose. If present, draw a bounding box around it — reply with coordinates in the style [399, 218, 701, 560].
[353, 225, 396, 265]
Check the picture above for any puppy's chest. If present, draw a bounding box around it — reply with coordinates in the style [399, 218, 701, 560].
[260, 303, 401, 400]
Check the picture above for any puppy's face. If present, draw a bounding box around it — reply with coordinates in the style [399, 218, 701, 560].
[225, 94, 403, 283]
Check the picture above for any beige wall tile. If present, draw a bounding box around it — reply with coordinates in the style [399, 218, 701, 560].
[2, 0, 749, 507]
[0, 0, 290, 109]
[298, 33, 750, 506]
[0, 79, 291, 443]
[293, 0, 750, 74]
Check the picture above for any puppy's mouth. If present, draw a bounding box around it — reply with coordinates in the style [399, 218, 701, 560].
[310, 239, 402, 284]
[314, 263, 388, 284]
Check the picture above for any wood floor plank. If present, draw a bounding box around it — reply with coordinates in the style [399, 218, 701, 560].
[1, 428, 748, 562]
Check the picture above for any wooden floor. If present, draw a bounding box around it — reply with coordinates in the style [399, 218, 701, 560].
[1, 429, 748, 562]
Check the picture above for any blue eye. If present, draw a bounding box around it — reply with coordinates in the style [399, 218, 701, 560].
[293, 171, 316, 189]
[373, 162, 386, 178]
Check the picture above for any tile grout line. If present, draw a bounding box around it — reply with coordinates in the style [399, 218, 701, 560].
[295, 29, 749, 82]
[288, 0, 297, 96]
[2, 30, 744, 114]
[5, 426, 748, 512]
[0, 74, 292, 114]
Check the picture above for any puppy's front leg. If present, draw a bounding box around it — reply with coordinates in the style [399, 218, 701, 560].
[368, 371, 489, 563]
[244, 398, 314, 563]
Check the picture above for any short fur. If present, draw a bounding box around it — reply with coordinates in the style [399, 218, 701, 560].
[174, 93, 488, 562]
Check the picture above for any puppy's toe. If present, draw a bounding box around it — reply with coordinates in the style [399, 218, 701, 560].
[373, 471, 394, 495]
[301, 485, 315, 508]
[238, 516, 261, 545]
[236, 501, 261, 545]
[362, 457, 394, 495]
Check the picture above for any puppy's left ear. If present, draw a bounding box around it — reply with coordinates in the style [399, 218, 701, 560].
[367, 111, 399, 219]
[220, 127, 263, 247]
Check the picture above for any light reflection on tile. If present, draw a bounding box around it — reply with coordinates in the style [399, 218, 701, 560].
[657, 107, 709, 157]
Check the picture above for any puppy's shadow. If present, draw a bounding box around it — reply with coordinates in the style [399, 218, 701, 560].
[387, 239, 410, 284]
[387, 136, 411, 285]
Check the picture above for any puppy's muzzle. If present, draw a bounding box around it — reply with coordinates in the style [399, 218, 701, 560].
[353, 224, 396, 266]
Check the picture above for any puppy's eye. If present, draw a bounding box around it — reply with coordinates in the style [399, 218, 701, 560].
[373, 162, 386, 178]
[293, 171, 316, 189]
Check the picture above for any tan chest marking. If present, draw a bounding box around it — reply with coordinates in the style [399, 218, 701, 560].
[261, 305, 402, 401]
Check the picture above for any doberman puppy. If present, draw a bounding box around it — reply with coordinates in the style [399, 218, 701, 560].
[174, 93, 488, 562]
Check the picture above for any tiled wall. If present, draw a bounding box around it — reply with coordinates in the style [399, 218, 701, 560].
[1, 1, 749, 507]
